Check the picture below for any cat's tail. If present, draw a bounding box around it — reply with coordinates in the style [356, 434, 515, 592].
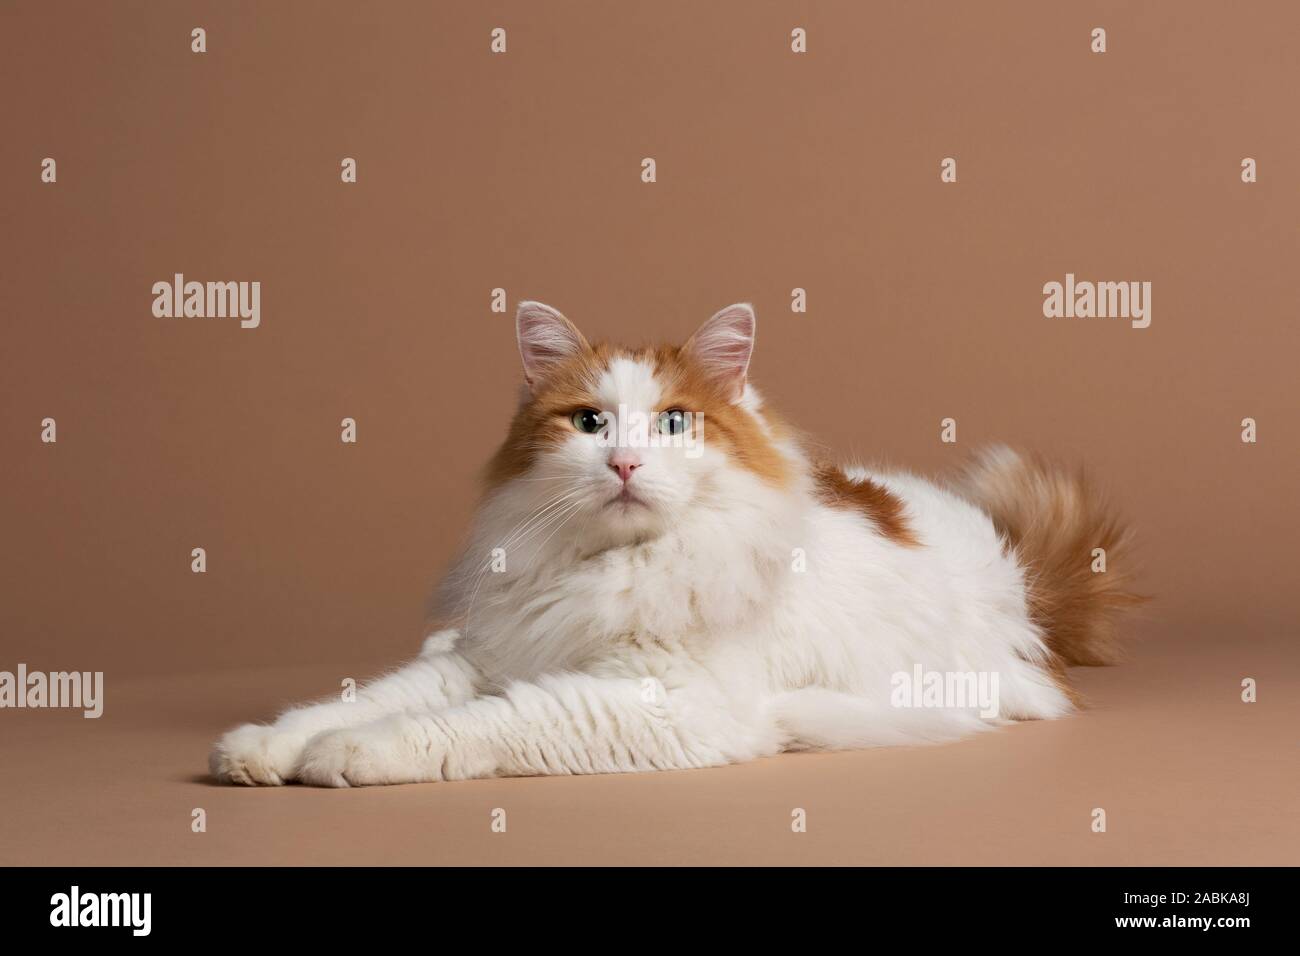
[954, 445, 1146, 667]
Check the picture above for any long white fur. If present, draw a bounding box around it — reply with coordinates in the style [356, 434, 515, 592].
[211, 303, 1073, 787]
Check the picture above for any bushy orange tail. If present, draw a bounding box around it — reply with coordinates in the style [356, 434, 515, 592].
[956, 446, 1146, 666]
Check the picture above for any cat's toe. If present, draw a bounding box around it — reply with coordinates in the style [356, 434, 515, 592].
[297, 721, 433, 787]
[297, 730, 375, 787]
[209, 723, 299, 786]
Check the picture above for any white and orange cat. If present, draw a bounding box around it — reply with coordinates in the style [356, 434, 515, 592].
[211, 301, 1140, 787]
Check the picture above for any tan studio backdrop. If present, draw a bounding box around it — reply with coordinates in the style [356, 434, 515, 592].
[1, 1, 1297, 866]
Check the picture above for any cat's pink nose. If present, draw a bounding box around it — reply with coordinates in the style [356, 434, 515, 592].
[608, 453, 642, 483]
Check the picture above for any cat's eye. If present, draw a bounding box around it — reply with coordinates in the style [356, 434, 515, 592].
[657, 409, 688, 435]
[571, 408, 605, 434]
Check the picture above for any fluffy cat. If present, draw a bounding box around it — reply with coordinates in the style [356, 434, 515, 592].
[211, 301, 1141, 787]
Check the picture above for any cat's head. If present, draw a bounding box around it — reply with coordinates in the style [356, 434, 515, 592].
[483, 301, 794, 546]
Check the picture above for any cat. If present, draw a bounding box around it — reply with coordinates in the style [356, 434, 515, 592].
[210, 301, 1142, 787]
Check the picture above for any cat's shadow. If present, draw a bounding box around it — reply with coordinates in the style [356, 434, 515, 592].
[179, 771, 321, 788]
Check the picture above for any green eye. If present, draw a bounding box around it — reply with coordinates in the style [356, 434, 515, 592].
[657, 409, 687, 435]
[571, 408, 604, 434]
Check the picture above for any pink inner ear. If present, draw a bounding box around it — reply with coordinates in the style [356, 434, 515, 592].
[687, 304, 755, 399]
[516, 301, 587, 385]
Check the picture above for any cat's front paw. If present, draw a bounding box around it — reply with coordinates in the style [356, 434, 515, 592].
[209, 723, 305, 786]
[297, 717, 443, 788]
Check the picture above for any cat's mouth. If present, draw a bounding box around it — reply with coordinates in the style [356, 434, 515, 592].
[606, 487, 650, 509]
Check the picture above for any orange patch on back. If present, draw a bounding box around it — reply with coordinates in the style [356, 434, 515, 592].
[812, 462, 920, 547]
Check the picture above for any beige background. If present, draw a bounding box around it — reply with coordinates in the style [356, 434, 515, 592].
[1, 1, 1297, 865]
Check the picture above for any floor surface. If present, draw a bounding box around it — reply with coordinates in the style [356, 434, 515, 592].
[5, 617, 1296, 866]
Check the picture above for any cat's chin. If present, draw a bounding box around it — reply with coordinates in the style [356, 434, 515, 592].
[591, 498, 669, 543]
[603, 488, 651, 510]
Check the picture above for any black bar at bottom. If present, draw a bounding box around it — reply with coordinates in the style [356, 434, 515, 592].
[0, 867, 1276, 940]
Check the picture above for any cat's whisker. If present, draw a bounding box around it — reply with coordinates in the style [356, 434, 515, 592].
[452, 490, 577, 610]
[502, 494, 587, 557]
[498, 490, 586, 551]
[528, 498, 587, 559]
[476, 488, 583, 568]
[459, 487, 586, 636]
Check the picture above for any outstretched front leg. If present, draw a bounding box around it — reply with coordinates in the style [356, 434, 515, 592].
[210, 631, 480, 785]
[296, 672, 779, 787]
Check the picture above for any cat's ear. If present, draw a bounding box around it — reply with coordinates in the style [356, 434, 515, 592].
[683, 303, 755, 402]
[515, 301, 590, 390]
